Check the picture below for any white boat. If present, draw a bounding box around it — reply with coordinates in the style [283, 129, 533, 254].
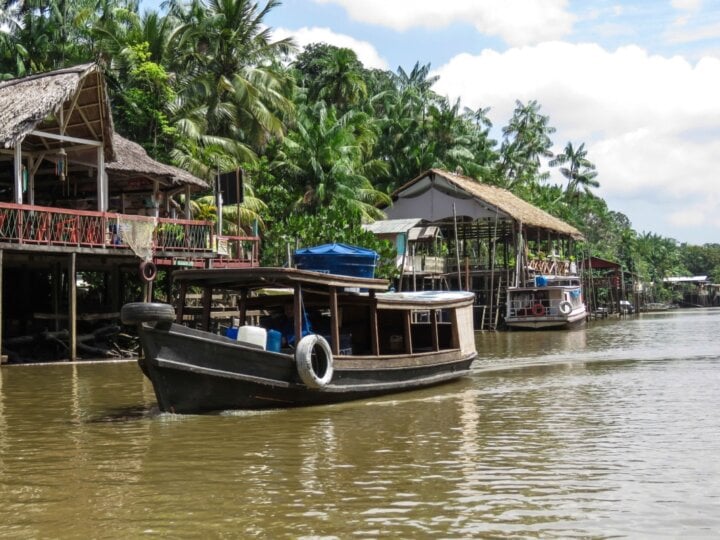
[505, 274, 587, 330]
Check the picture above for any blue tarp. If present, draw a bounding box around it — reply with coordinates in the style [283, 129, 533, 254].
[295, 243, 378, 278]
[295, 243, 377, 257]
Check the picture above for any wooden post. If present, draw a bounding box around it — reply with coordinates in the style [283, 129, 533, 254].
[453, 203, 461, 290]
[52, 263, 61, 332]
[0, 250, 3, 363]
[238, 289, 248, 325]
[431, 309, 439, 351]
[68, 253, 77, 361]
[28, 156, 34, 206]
[329, 287, 339, 355]
[176, 281, 187, 323]
[202, 286, 212, 331]
[14, 140, 23, 204]
[293, 283, 302, 346]
[369, 291, 379, 355]
[464, 257, 469, 291]
[403, 310, 412, 354]
[96, 146, 106, 212]
[184, 185, 192, 219]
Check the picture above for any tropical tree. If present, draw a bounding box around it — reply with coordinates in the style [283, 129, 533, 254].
[550, 142, 599, 199]
[498, 99, 556, 190]
[159, 0, 296, 187]
[293, 44, 367, 111]
[273, 100, 389, 220]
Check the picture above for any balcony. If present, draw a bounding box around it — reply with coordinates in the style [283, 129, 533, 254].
[0, 202, 259, 268]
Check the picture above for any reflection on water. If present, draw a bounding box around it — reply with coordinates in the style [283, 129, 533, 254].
[1, 309, 719, 537]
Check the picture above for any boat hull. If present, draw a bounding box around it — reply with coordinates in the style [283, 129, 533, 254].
[139, 323, 476, 413]
[504, 310, 587, 330]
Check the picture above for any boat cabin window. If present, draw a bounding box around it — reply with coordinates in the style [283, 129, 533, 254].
[377, 308, 457, 354]
[183, 283, 463, 358]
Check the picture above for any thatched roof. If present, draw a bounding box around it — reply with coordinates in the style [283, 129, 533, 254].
[387, 169, 584, 240]
[107, 133, 207, 190]
[0, 63, 115, 160]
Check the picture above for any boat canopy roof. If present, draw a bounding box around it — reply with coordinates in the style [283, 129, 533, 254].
[172, 267, 390, 292]
[172, 267, 476, 309]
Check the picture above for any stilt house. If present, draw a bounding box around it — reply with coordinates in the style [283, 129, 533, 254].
[381, 169, 584, 329]
[0, 64, 259, 361]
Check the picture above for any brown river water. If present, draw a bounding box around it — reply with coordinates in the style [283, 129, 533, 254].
[1, 309, 719, 538]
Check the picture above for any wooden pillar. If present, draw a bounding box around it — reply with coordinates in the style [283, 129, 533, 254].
[369, 291, 379, 355]
[108, 266, 120, 314]
[329, 287, 339, 355]
[28, 156, 34, 206]
[184, 185, 192, 219]
[52, 263, 62, 332]
[68, 253, 77, 361]
[176, 281, 187, 324]
[201, 286, 212, 331]
[14, 141, 23, 204]
[0, 250, 3, 362]
[238, 289, 248, 326]
[431, 309, 439, 351]
[403, 310, 412, 354]
[153, 180, 160, 218]
[96, 146, 106, 212]
[293, 283, 302, 346]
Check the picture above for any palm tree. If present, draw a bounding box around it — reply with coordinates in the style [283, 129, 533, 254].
[294, 45, 367, 111]
[167, 0, 294, 144]
[161, 0, 295, 187]
[498, 100, 556, 190]
[550, 142, 599, 198]
[274, 101, 389, 220]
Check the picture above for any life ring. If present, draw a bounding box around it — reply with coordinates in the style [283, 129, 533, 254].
[558, 301, 573, 315]
[121, 302, 175, 325]
[139, 260, 157, 282]
[532, 303, 546, 316]
[295, 334, 333, 389]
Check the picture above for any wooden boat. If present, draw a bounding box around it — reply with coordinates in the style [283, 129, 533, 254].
[121, 267, 477, 413]
[641, 302, 672, 312]
[504, 274, 587, 330]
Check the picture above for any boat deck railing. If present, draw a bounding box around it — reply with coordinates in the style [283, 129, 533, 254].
[507, 297, 565, 318]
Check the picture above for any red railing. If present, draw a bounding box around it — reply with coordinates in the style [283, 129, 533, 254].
[0, 203, 261, 266]
[0, 203, 212, 253]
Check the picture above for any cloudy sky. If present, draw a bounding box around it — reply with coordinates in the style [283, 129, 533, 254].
[142, 0, 720, 245]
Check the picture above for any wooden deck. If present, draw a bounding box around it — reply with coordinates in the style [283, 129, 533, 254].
[0, 202, 259, 267]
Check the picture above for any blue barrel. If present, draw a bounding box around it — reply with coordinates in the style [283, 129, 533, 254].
[266, 329, 282, 352]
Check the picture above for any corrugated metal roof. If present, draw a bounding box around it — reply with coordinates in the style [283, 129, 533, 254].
[409, 226, 441, 241]
[362, 218, 422, 235]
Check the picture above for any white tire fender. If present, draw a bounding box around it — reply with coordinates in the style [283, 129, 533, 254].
[295, 334, 334, 389]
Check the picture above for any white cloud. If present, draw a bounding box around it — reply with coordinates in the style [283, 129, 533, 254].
[313, 0, 574, 46]
[272, 26, 389, 69]
[432, 42, 720, 241]
[671, 0, 702, 12]
[665, 21, 720, 44]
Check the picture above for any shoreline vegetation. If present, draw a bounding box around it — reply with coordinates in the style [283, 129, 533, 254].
[1, 0, 718, 304]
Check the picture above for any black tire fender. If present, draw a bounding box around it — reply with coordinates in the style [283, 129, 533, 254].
[295, 334, 333, 389]
[121, 302, 175, 325]
[139, 261, 157, 282]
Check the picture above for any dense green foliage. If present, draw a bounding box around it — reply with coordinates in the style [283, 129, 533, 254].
[1, 0, 717, 285]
